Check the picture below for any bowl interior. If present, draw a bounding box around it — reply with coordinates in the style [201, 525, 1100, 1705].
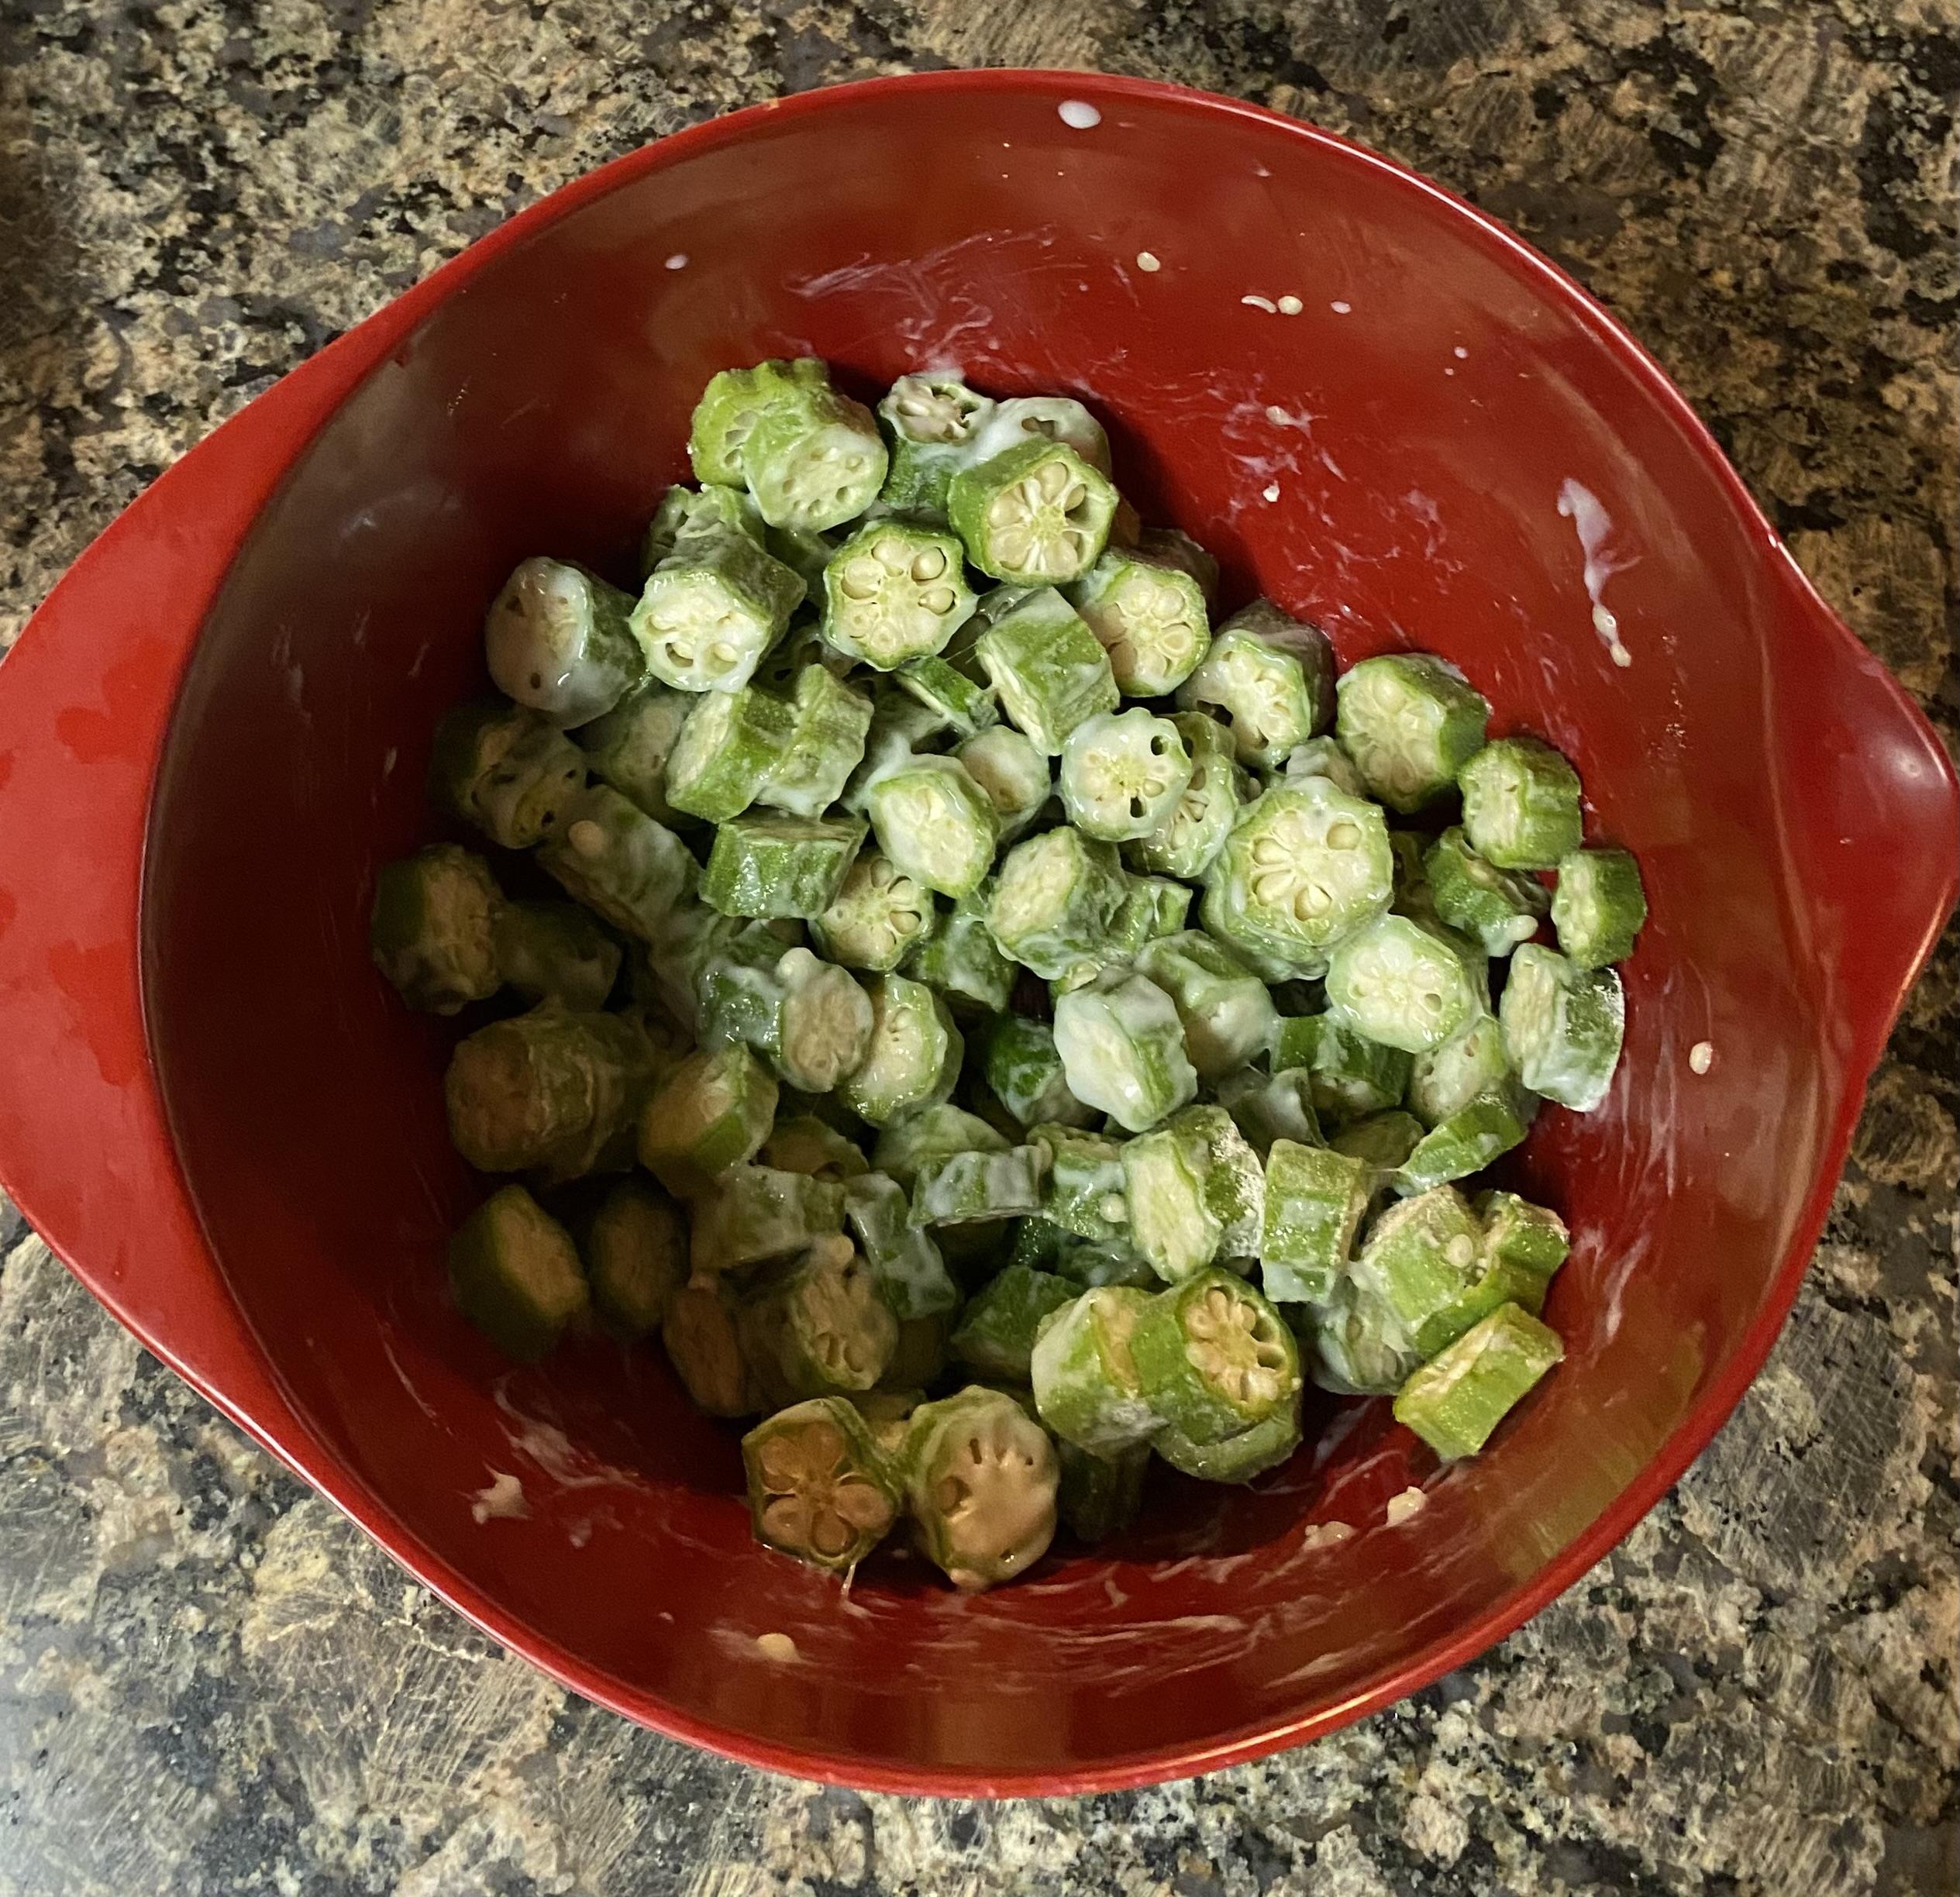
[145, 79, 1856, 1785]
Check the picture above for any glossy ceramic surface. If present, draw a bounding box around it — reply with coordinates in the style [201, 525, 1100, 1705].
[0, 73, 1951, 1795]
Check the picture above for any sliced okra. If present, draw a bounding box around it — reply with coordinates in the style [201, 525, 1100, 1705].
[1121, 1104, 1265, 1282]
[1259, 1138, 1373, 1305]
[536, 785, 698, 943]
[1132, 1269, 1301, 1445]
[956, 725, 1051, 844]
[1135, 524, 1220, 601]
[819, 518, 973, 669]
[903, 883, 1015, 1015]
[1027, 1123, 1129, 1244]
[585, 1177, 685, 1339]
[1352, 1184, 1486, 1356]
[759, 1115, 870, 1183]
[689, 1165, 849, 1280]
[632, 522, 804, 694]
[839, 683, 949, 815]
[1066, 546, 1213, 695]
[763, 525, 840, 596]
[640, 483, 766, 576]
[636, 1041, 778, 1198]
[1299, 1276, 1419, 1396]
[1052, 968, 1199, 1134]
[1393, 1303, 1564, 1459]
[896, 655, 998, 738]
[687, 356, 828, 487]
[950, 438, 1118, 586]
[1334, 652, 1490, 813]
[1215, 1066, 1324, 1159]
[1393, 1091, 1528, 1196]
[813, 849, 939, 972]
[1324, 913, 1479, 1055]
[1271, 1014, 1411, 1124]
[877, 372, 997, 518]
[1174, 601, 1335, 769]
[429, 700, 586, 849]
[743, 1396, 900, 1572]
[1499, 942, 1624, 1112]
[741, 1236, 898, 1404]
[1424, 825, 1548, 955]
[1407, 1013, 1515, 1127]
[1199, 878, 1325, 984]
[485, 556, 642, 726]
[755, 663, 873, 819]
[1475, 1189, 1571, 1279]
[870, 1103, 1008, 1193]
[1552, 847, 1648, 968]
[1059, 708, 1194, 842]
[966, 394, 1113, 474]
[980, 1020, 1090, 1131]
[697, 934, 876, 1093]
[492, 900, 621, 1012]
[1328, 1109, 1425, 1172]
[448, 1185, 589, 1361]
[866, 755, 1000, 899]
[1279, 735, 1367, 800]
[839, 973, 962, 1127]
[701, 813, 866, 920]
[903, 1386, 1059, 1590]
[973, 585, 1119, 755]
[1030, 1286, 1159, 1454]
[746, 380, 888, 532]
[1055, 1438, 1150, 1541]
[949, 1265, 1078, 1381]
[985, 826, 1128, 979]
[370, 843, 505, 1015]
[909, 1145, 1047, 1227]
[842, 1171, 959, 1320]
[1154, 1396, 1302, 1484]
[1123, 711, 1249, 882]
[662, 1280, 760, 1417]
[574, 681, 696, 826]
[665, 683, 797, 823]
[1134, 929, 1280, 1081]
[1047, 871, 1190, 997]
[1458, 735, 1583, 869]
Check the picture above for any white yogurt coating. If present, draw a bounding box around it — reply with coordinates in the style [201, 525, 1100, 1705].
[1385, 1486, 1428, 1527]
[1241, 294, 1277, 313]
[1058, 99, 1101, 129]
[1330, 299, 1352, 314]
[470, 1471, 529, 1523]
[1690, 1041, 1715, 1074]
[1136, 250, 1161, 272]
[1556, 477, 1637, 668]
[663, 253, 688, 270]
[1276, 294, 1304, 315]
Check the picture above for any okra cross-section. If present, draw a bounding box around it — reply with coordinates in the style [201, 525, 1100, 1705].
[636, 1041, 778, 1198]
[981, 1019, 1092, 1131]
[632, 518, 804, 694]
[698, 939, 876, 1093]
[1407, 1014, 1517, 1127]
[877, 372, 997, 518]
[448, 1186, 589, 1362]
[1059, 709, 1195, 842]
[1066, 545, 1213, 695]
[949, 1266, 1079, 1382]
[1259, 1139, 1373, 1304]
[370, 843, 505, 1016]
[839, 974, 962, 1127]
[813, 850, 939, 972]
[701, 813, 866, 920]
[949, 439, 1118, 584]
[744, 379, 889, 532]
[866, 755, 1000, 899]
[662, 1282, 760, 1418]
[1498, 942, 1624, 1112]
[485, 556, 643, 727]
[1132, 1269, 1301, 1446]
[1175, 601, 1335, 769]
[1334, 652, 1490, 813]
[665, 683, 797, 823]
[688, 1165, 849, 1279]
[755, 663, 873, 819]
[1352, 1184, 1487, 1358]
[956, 726, 1051, 844]
[1551, 847, 1648, 968]
[1304, 1276, 1424, 1396]
[585, 1178, 686, 1340]
[1324, 913, 1479, 1055]
[1424, 825, 1549, 955]
[1122, 1104, 1265, 1282]
[740, 1236, 898, 1404]
[903, 1386, 1059, 1591]
[1124, 712, 1249, 882]
[1134, 930, 1279, 1081]
[986, 826, 1128, 980]
[687, 357, 828, 487]
[573, 681, 695, 827]
[821, 518, 977, 670]
[973, 587, 1120, 756]
[1393, 1303, 1564, 1459]
[1031, 1286, 1160, 1455]
[1393, 1092, 1530, 1196]
[1457, 735, 1583, 869]
[430, 700, 587, 850]
[1052, 968, 1200, 1134]
[742, 1396, 901, 1573]
[537, 785, 699, 943]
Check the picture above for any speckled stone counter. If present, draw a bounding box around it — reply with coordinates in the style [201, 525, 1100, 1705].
[2, 3, 1954, 1892]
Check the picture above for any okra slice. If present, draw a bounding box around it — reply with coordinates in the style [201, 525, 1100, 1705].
[904, 884, 1014, 1016]
[904, 1386, 1059, 1590]
[1272, 1014, 1412, 1124]
[1393, 1303, 1564, 1459]
[690, 1166, 849, 1280]
[1047, 872, 1190, 998]
[1199, 879, 1324, 984]
[956, 725, 1051, 844]
[972, 585, 1120, 756]
[870, 1103, 1008, 1193]
[1352, 1185, 1486, 1356]
[1056, 1439, 1150, 1541]
[1122, 1104, 1265, 1283]
[818, 518, 973, 669]
[866, 755, 999, 899]
[698, 935, 876, 1093]
[1135, 525, 1220, 600]
[1174, 601, 1335, 769]
[841, 683, 952, 813]
[687, 356, 828, 487]
[1334, 652, 1490, 813]
[1132, 1269, 1301, 1445]
[1458, 735, 1583, 869]
[950, 439, 1117, 587]
[702, 813, 867, 920]
[640, 483, 769, 577]
[536, 786, 698, 943]
[743, 1396, 900, 1572]
[842, 1172, 959, 1320]
[636, 1041, 778, 1197]
[969, 394, 1113, 473]
[745, 380, 889, 532]
[1066, 546, 1213, 696]
[485, 556, 642, 726]
[662, 1280, 760, 1417]
[1216, 1066, 1324, 1159]
[665, 683, 797, 823]
[762, 525, 841, 597]
[755, 663, 873, 819]
[573, 681, 695, 826]
[1059, 708, 1194, 842]
[1052, 969, 1199, 1134]
[1499, 942, 1625, 1112]
[1028, 1123, 1130, 1244]
[448, 1185, 588, 1361]
[1279, 735, 1367, 800]
[896, 655, 998, 739]
[949, 1265, 1078, 1381]
[813, 849, 939, 972]
[910, 1146, 1047, 1227]
[1476, 1189, 1571, 1279]
[986, 827, 1128, 979]
[585, 1177, 685, 1339]
[430, 700, 586, 849]
[759, 1115, 870, 1183]
[741, 1236, 898, 1403]
[839, 974, 962, 1127]
[1293, 1276, 1411, 1396]
[1030, 1286, 1159, 1454]
[1259, 1139, 1373, 1305]
[492, 900, 621, 1013]
[370, 843, 505, 1015]
[1154, 1396, 1301, 1484]
[1552, 847, 1648, 968]
[1324, 914, 1479, 1055]
[980, 1021, 1090, 1131]
[1407, 1014, 1515, 1127]
[1134, 930, 1280, 1081]
[632, 525, 804, 694]
[1424, 826, 1548, 956]
[877, 372, 997, 518]
[1123, 712, 1249, 881]
[1328, 1109, 1426, 1172]
[1393, 1093, 1528, 1196]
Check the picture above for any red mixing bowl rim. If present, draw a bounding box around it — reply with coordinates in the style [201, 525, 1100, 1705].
[14, 67, 1957, 1796]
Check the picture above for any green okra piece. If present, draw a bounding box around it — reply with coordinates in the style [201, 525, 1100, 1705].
[877, 372, 998, 518]
[968, 394, 1113, 474]
[839, 973, 963, 1127]
[448, 1185, 589, 1362]
[986, 826, 1129, 980]
[632, 518, 804, 694]
[754, 663, 873, 819]
[1215, 1066, 1324, 1159]
[492, 900, 621, 1013]
[973, 586, 1120, 755]
[1198, 880, 1326, 985]
[821, 518, 977, 670]
[639, 482, 766, 577]
[1154, 1395, 1302, 1484]
[896, 654, 997, 739]
[1457, 735, 1583, 870]
[536, 785, 699, 944]
[866, 754, 1000, 900]
[1393, 1303, 1564, 1459]
[762, 525, 841, 596]
[1066, 545, 1212, 695]
[1498, 942, 1624, 1113]
[485, 556, 642, 726]
[1052, 967, 1199, 1134]
[664, 683, 797, 823]
[1121, 1103, 1265, 1283]
[909, 1145, 1047, 1227]
[1027, 1124, 1130, 1245]
[1334, 652, 1490, 813]
[904, 883, 1014, 1016]
[1134, 929, 1279, 1082]
[636, 1041, 778, 1197]
[1475, 1189, 1571, 1279]
[1328, 1109, 1426, 1172]
[1393, 1092, 1529, 1196]
[1324, 913, 1480, 1055]
[740, 1234, 898, 1405]
[842, 1171, 960, 1320]
[1412, 1241, 1553, 1361]
[708, 940, 875, 1094]
[1352, 1185, 1486, 1356]
[1030, 1286, 1159, 1455]
[1136, 525, 1220, 601]
[949, 439, 1118, 586]
[1046, 872, 1192, 997]
[1123, 711, 1249, 883]
[902, 1386, 1059, 1591]
[1424, 825, 1548, 956]
[573, 681, 696, 827]
[1552, 847, 1648, 969]
[1301, 1276, 1423, 1396]
[370, 843, 505, 1015]
[1055, 1438, 1150, 1541]
[1059, 708, 1194, 843]
[744, 378, 889, 532]
[662, 1280, 761, 1417]
[1132, 1269, 1301, 1446]
[1258, 1139, 1373, 1305]
[1272, 1014, 1412, 1125]
[870, 1103, 1008, 1193]
[949, 1265, 1078, 1381]
[758, 1115, 870, 1183]
[584, 1176, 685, 1339]
[742, 1395, 901, 1572]
[687, 357, 829, 487]
[980, 1019, 1091, 1131]
[701, 813, 867, 921]
[841, 683, 953, 814]
[813, 849, 941, 973]
[1408, 1013, 1516, 1128]
[429, 699, 586, 850]
[1174, 600, 1334, 769]
[1278, 735, 1366, 800]
[688, 1165, 849, 1279]
[956, 725, 1051, 845]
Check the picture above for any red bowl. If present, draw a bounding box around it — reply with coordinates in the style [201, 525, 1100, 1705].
[0, 72, 1951, 1795]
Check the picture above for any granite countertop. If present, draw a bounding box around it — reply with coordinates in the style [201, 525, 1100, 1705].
[1, 2, 1954, 1891]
